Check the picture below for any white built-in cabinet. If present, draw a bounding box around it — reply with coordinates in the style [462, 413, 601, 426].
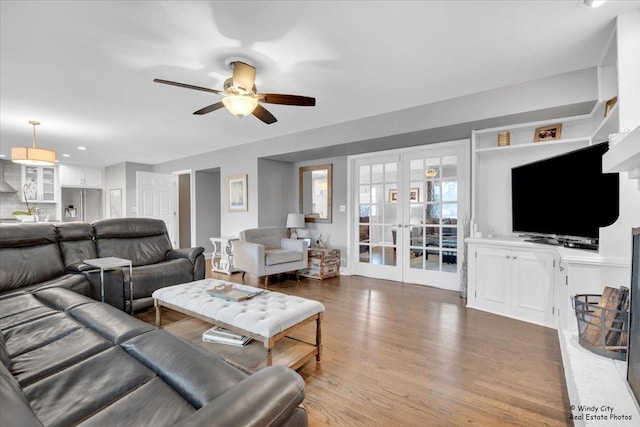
[21, 165, 57, 203]
[467, 239, 559, 328]
[58, 164, 104, 188]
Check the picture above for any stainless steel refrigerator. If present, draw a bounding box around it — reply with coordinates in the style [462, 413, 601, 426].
[61, 188, 103, 222]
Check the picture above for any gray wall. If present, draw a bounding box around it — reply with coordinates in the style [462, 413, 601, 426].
[293, 156, 348, 266]
[257, 159, 295, 228]
[195, 169, 221, 252]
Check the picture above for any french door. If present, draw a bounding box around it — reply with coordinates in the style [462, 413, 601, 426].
[352, 141, 468, 290]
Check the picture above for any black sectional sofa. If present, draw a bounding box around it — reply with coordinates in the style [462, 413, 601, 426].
[1, 218, 205, 312]
[0, 220, 309, 426]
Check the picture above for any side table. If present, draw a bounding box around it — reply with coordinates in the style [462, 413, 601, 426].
[299, 248, 340, 280]
[84, 257, 133, 314]
[209, 236, 240, 274]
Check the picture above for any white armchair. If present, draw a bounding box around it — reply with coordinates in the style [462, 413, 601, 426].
[232, 227, 308, 287]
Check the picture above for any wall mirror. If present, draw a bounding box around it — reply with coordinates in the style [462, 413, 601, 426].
[299, 164, 332, 223]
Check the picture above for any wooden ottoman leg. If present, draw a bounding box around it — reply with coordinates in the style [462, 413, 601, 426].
[316, 312, 323, 361]
[155, 300, 161, 327]
[266, 337, 275, 366]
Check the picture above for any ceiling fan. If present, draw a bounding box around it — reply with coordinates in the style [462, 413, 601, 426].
[154, 61, 315, 124]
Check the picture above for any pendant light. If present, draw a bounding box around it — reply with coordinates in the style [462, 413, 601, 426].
[11, 120, 57, 166]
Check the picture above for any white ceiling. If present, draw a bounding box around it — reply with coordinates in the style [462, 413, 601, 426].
[1, 0, 638, 167]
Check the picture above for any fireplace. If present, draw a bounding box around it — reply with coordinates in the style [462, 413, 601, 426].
[628, 227, 640, 406]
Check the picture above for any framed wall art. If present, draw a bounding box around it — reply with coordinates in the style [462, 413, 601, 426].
[228, 175, 248, 212]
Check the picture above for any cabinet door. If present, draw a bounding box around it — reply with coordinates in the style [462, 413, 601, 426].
[40, 166, 56, 201]
[82, 167, 103, 187]
[59, 165, 82, 186]
[475, 246, 511, 313]
[22, 166, 56, 202]
[511, 249, 555, 325]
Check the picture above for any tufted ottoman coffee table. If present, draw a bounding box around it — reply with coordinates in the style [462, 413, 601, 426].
[152, 279, 324, 370]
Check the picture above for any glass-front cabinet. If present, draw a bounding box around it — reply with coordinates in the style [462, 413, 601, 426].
[21, 165, 57, 203]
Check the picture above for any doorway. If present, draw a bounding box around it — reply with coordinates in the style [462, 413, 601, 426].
[177, 172, 192, 248]
[351, 140, 469, 290]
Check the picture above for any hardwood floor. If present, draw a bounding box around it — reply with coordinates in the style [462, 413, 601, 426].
[137, 267, 571, 426]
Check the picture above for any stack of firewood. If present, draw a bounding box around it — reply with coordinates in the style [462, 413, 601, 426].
[582, 286, 629, 352]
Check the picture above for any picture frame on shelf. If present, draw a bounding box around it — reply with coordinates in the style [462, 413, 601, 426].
[228, 174, 248, 212]
[604, 96, 618, 117]
[534, 124, 562, 142]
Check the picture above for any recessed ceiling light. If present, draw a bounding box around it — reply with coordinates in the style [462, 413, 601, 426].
[62, 153, 71, 157]
[584, 0, 607, 7]
[77, 146, 87, 150]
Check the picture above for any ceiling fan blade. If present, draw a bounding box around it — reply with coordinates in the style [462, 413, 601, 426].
[231, 62, 256, 93]
[252, 104, 277, 124]
[153, 79, 222, 95]
[258, 93, 316, 106]
[193, 102, 225, 115]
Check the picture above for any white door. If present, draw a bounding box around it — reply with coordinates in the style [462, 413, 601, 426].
[352, 141, 468, 289]
[353, 155, 402, 281]
[136, 171, 177, 247]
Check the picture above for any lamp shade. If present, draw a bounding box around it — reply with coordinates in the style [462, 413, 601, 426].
[286, 213, 305, 229]
[11, 146, 56, 166]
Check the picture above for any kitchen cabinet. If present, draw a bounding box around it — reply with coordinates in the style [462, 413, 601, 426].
[21, 165, 57, 203]
[58, 165, 103, 188]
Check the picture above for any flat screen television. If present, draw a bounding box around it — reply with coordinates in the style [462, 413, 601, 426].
[511, 142, 619, 241]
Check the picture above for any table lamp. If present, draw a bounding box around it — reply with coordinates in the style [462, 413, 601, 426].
[286, 213, 305, 239]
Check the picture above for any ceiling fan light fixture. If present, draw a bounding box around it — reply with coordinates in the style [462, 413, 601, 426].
[222, 95, 258, 117]
[11, 121, 57, 166]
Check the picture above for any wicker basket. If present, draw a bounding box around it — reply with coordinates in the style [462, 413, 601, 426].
[572, 293, 628, 360]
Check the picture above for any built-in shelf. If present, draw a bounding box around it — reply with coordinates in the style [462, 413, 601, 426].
[592, 103, 619, 143]
[475, 137, 589, 154]
[603, 125, 640, 174]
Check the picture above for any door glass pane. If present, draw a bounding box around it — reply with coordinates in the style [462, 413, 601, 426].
[359, 246, 370, 263]
[383, 246, 396, 266]
[371, 164, 383, 183]
[370, 245, 384, 265]
[384, 226, 396, 246]
[384, 162, 397, 183]
[359, 185, 370, 203]
[442, 249, 458, 272]
[410, 159, 423, 180]
[425, 204, 440, 221]
[359, 204, 370, 217]
[385, 184, 397, 204]
[425, 251, 440, 271]
[409, 204, 423, 225]
[359, 165, 370, 184]
[442, 156, 457, 178]
[425, 158, 440, 179]
[425, 181, 440, 202]
[442, 181, 457, 202]
[383, 203, 397, 227]
[442, 203, 458, 220]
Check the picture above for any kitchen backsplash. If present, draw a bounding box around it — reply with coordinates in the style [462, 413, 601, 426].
[0, 159, 57, 219]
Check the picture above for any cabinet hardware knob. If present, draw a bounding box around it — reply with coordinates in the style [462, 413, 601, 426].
[506, 255, 511, 259]
[513, 256, 518, 260]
